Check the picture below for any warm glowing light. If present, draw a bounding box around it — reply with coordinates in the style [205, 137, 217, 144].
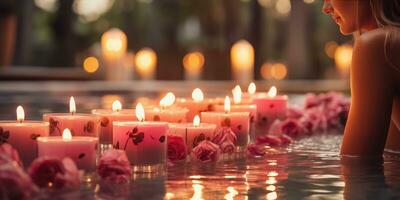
[232, 85, 242, 104]
[224, 186, 239, 200]
[266, 191, 278, 200]
[268, 171, 279, 177]
[276, 0, 291, 15]
[335, 44, 353, 72]
[271, 63, 287, 80]
[191, 183, 204, 200]
[83, 56, 99, 73]
[266, 185, 276, 191]
[62, 129, 72, 141]
[266, 177, 277, 185]
[248, 82, 256, 94]
[325, 41, 338, 58]
[231, 40, 254, 71]
[101, 28, 127, 59]
[303, 0, 315, 4]
[69, 96, 76, 114]
[135, 48, 157, 79]
[160, 92, 176, 107]
[183, 51, 205, 75]
[224, 96, 231, 113]
[16, 106, 24, 122]
[193, 115, 200, 127]
[192, 88, 204, 102]
[135, 103, 145, 122]
[112, 100, 122, 112]
[267, 86, 277, 98]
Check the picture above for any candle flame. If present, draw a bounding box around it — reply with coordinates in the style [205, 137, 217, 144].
[224, 96, 231, 113]
[192, 88, 204, 102]
[160, 92, 175, 107]
[112, 100, 122, 112]
[136, 103, 145, 122]
[62, 129, 72, 141]
[232, 85, 242, 104]
[193, 115, 200, 127]
[69, 96, 76, 114]
[16, 106, 24, 122]
[267, 86, 277, 98]
[248, 82, 256, 94]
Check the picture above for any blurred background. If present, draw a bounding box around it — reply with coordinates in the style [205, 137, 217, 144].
[0, 0, 353, 82]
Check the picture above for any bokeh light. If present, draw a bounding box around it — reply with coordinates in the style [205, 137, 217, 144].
[261, 62, 287, 80]
[334, 44, 353, 72]
[325, 41, 338, 58]
[135, 48, 157, 79]
[183, 51, 205, 75]
[83, 56, 99, 73]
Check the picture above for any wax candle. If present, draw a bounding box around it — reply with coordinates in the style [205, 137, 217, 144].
[253, 86, 288, 137]
[201, 97, 250, 151]
[168, 115, 217, 153]
[0, 106, 49, 167]
[175, 88, 217, 121]
[92, 100, 136, 145]
[37, 129, 98, 172]
[231, 40, 254, 86]
[113, 103, 168, 173]
[144, 92, 188, 123]
[43, 97, 99, 137]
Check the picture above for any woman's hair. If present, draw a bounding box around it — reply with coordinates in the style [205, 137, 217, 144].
[370, 0, 400, 27]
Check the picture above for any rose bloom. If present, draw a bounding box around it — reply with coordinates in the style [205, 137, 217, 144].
[0, 143, 23, 167]
[0, 163, 37, 200]
[167, 135, 187, 161]
[256, 135, 282, 147]
[29, 157, 80, 189]
[301, 107, 328, 134]
[220, 141, 235, 154]
[97, 149, 132, 184]
[246, 144, 266, 157]
[191, 141, 220, 163]
[280, 118, 306, 138]
[212, 127, 237, 145]
[286, 106, 305, 119]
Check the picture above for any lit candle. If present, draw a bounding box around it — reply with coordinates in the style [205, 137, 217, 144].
[101, 28, 130, 81]
[231, 40, 254, 85]
[92, 100, 136, 145]
[144, 92, 188, 123]
[0, 106, 49, 166]
[175, 88, 218, 121]
[113, 103, 168, 172]
[135, 48, 157, 80]
[43, 96, 99, 137]
[201, 97, 250, 151]
[168, 115, 217, 153]
[37, 129, 98, 172]
[253, 86, 288, 137]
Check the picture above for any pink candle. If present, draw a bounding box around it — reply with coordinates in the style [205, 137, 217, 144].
[0, 106, 49, 167]
[144, 92, 188, 123]
[37, 128, 98, 172]
[43, 97, 99, 137]
[253, 86, 288, 136]
[168, 115, 217, 153]
[92, 100, 136, 144]
[113, 103, 168, 172]
[175, 88, 219, 121]
[201, 97, 250, 150]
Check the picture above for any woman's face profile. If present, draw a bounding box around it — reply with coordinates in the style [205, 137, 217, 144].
[322, 0, 358, 35]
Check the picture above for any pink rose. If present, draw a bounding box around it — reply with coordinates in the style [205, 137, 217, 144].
[167, 135, 187, 161]
[29, 157, 80, 189]
[301, 107, 328, 134]
[280, 118, 306, 138]
[279, 134, 293, 145]
[212, 127, 237, 145]
[304, 93, 322, 109]
[220, 141, 235, 154]
[0, 143, 23, 167]
[191, 141, 220, 163]
[97, 149, 132, 184]
[286, 106, 305, 119]
[246, 144, 266, 157]
[256, 135, 282, 147]
[0, 163, 37, 200]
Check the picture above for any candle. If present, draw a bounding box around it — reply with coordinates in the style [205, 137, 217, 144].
[43, 97, 100, 137]
[175, 88, 217, 121]
[92, 100, 136, 145]
[231, 40, 254, 85]
[0, 106, 49, 166]
[168, 115, 217, 153]
[37, 129, 98, 172]
[101, 28, 130, 81]
[145, 92, 188, 123]
[135, 48, 157, 80]
[113, 103, 168, 172]
[253, 86, 288, 137]
[183, 51, 205, 81]
[201, 97, 250, 151]
[215, 86, 257, 141]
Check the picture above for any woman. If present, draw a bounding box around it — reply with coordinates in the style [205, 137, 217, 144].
[322, 0, 400, 157]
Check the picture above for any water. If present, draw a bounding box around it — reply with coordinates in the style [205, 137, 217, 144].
[1, 91, 400, 199]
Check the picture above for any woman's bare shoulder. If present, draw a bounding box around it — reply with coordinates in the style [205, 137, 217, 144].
[355, 28, 389, 52]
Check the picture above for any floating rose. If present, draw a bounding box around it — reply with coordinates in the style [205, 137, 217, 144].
[280, 118, 306, 138]
[28, 157, 80, 189]
[97, 149, 131, 184]
[0, 143, 23, 167]
[0, 163, 37, 200]
[220, 141, 235, 154]
[246, 144, 266, 157]
[191, 141, 220, 163]
[167, 135, 187, 161]
[256, 135, 282, 147]
[212, 127, 237, 145]
[192, 133, 206, 148]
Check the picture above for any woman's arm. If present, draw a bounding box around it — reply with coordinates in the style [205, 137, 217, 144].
[341, 30, 396, 156]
